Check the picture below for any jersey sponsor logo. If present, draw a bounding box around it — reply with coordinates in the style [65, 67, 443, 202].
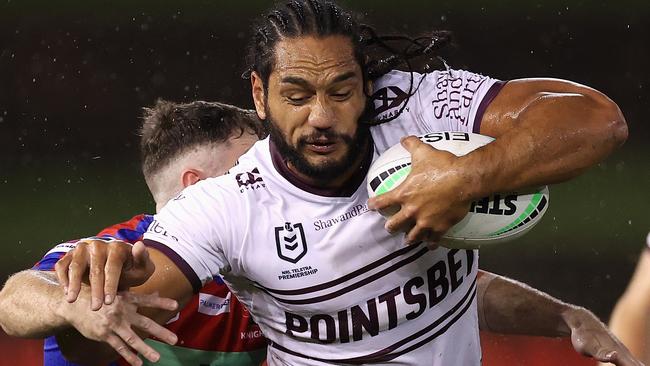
[275, 222, 308, 264]
[283, 249, 476, 345]
[236, 167, 265, 192]
[241, 329, 264, 340]
[313, 204, 369, 231]
[147, 220, 178, 242]
[198, 292, 231, 316]
[44, 241, 78, 256]
[431, 71, 488, 126]
[371, 86, 410, 121]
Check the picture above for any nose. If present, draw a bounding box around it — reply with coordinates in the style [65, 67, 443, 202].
[307, 96, 336, 130]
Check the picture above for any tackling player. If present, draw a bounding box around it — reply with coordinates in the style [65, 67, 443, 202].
[599, 232, 650, 366]
[0, 100, 268, 366]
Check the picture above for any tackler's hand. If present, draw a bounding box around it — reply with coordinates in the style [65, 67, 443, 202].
[55, 240, 155, 310]
[563, 307, 645, 366]
[368, 136, 473, 248]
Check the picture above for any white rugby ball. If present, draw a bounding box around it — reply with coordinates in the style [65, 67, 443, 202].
[367, 132, 549, 248]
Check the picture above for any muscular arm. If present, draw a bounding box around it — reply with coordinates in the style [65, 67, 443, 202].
[478, 270, 641, 365]
[0, 270, 69, 338]
[369, 78, 627, 244]
[0, 244, 189, 366]
[477, 270, 572, 336]
[466, 78, 627, 197]
[56, 246, 193, 365]
[605, 248, 650, 364]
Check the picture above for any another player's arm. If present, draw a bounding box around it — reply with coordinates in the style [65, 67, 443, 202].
[601, 247, 650, 365]
[54, 244, 193, 366]
[478, 270, 642, 366]
[0, 270, 71, 337]
[0, 265, 180, 366]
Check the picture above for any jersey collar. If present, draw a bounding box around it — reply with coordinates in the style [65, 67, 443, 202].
[269, 135, 374, 198]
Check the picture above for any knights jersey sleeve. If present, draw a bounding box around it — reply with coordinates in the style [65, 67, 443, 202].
[143, 181, 232, 293]
[32, 214, 153, 271]
[370, 69, 505, 147]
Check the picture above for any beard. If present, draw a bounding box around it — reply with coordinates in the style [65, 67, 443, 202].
[267, 113, 370, 184]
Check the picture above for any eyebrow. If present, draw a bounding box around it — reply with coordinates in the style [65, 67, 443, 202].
[280, 71, 358, 89]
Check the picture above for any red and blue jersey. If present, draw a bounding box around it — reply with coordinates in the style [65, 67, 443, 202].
[33, 214, 267, 366]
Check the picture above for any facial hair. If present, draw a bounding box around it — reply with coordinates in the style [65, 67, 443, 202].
[267, 112, 369, 184]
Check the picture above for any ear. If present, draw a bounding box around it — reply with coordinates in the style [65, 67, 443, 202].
[181, 169, 202, 188]
[251, 71, 267, 120]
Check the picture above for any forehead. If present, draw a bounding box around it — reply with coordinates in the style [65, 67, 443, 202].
[272, 35, 360, 81]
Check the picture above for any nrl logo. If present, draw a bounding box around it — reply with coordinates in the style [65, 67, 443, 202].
[275, 222, 307, 264]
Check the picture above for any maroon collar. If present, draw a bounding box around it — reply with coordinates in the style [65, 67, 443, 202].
[269, 137, 374, 198]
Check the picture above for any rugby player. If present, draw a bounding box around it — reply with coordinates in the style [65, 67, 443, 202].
[599, 232, 650, 366]
[43, 0, 636, 364]
[0, 100, 268, 365]
[0, 98, 632, 366]
[0, 101, 634, 366]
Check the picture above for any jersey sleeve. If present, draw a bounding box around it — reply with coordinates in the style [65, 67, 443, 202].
[418, 69, 505, 133]
[32, 214, 153, 271]
[143, 184, 230, 293]
[32, 241, 78, 271]
[371, 69, 505, 134]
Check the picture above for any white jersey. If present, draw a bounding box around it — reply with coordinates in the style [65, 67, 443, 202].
[144, 69, 504, 365]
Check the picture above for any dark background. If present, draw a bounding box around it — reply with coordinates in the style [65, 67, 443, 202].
[0, 0, 648, 320]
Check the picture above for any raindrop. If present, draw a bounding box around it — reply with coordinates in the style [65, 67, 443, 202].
[32, 77, 36, 83]
[440, 15, 447, 21]
[628, 220, 632, 225]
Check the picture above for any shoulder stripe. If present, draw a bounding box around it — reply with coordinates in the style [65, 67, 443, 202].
[143, 239, 202, 293]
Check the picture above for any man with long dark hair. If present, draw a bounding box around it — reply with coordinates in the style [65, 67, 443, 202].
[48, 1, 634, 365]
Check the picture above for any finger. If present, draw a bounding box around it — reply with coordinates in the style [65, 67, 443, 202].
[131, 241, 150, 269]
[594, 349, 617, 363]
[125, 292, 179, 312]
[88, 242, 108, 310]
[130, 312, 178, 345]
[104, 334, 143, 366]
[399, 135, 423, 153]
[54, 253, 73, 295]
[131, 241, 155, 281]
[406, 225, 443, 246]
[368, 189, 400, 211]
[384, 208, 414, 235]
[113, 324, 161, 363]
[104, 243, 129, 305]
[66, 244, 89, 303]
